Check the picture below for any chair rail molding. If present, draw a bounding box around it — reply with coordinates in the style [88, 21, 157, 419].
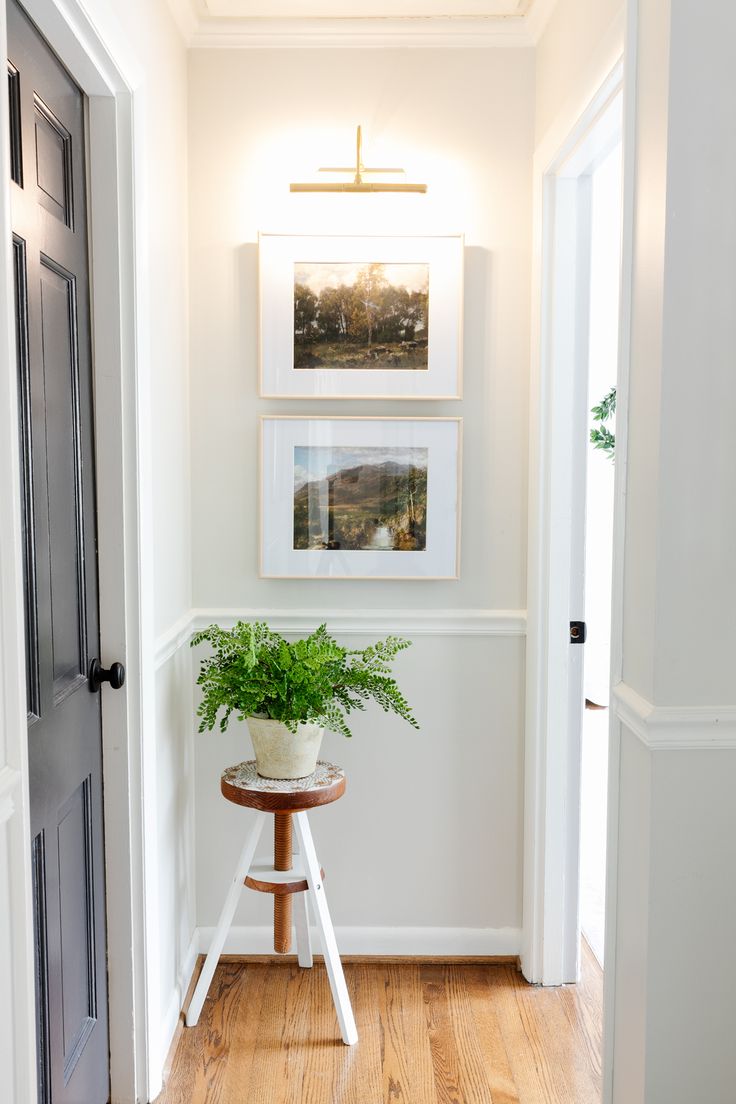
[154, 607, 528, 669]
[164, 0, 560, 48]
[612, 681, 736, 751]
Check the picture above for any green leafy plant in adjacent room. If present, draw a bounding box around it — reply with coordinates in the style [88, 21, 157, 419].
[192, 620, 419, 739]
[590, 386, 616, 460]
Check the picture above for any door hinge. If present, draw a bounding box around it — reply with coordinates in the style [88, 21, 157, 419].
[570, 621, 587, 644]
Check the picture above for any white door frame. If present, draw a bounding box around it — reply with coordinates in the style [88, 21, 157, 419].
[0, 2, 156, 1100]
[522, 61, 625, 988]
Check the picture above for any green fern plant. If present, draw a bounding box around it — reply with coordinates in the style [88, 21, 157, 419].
[590, 386, 616, 460]
[191, 621, 419, 739]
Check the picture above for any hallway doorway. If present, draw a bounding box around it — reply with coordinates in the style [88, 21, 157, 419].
[579, 138, 622, 968]
[524, 64, 624, 990]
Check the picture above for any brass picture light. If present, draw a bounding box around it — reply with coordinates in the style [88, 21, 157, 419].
[290, 125, 427, 194]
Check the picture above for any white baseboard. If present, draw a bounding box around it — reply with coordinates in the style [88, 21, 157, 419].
[158, 931, 199, 1080]
[197, 924, 522, 957]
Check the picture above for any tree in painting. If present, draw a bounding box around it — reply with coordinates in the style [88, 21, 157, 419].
[293, 261, 429, 370]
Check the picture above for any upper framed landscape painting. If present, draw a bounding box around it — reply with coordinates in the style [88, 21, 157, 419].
[260, 415, 462, 580]
[259, 233, 464, 400]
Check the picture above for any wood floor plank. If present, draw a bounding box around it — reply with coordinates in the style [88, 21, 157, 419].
[241, 962, 310, 1104]
[420, 964, 495, 1104]
[156, 959, 603, 1104]
[162, 962, 265, 1104]
[443, 966, 499, 1104]
[300, 962, 342, 1104]
[558, 945, 604, 1087]
[375, 964, 437, 1104]
[485, 965, 567, 1104]
[329, 966, 383, 1104]
[464, 965, 521, 1104]
[420, 965, 466, 1104]
[489, 965, 601, 1104]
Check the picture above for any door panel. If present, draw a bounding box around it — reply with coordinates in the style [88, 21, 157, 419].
[12, 231, 41, 722]
[57, 776, 97, 1081]
[8, 2, 110, 1101]
[39, 257, 87, 700]
[33, 96, 73, 226]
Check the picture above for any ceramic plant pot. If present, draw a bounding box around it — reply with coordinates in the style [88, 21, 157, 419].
[246, 716, 324, 779]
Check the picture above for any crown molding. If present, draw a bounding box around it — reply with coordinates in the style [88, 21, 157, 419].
[188, 15, 533, 48]
[164, 2, 564, 48]
[612, 681, 736, 751]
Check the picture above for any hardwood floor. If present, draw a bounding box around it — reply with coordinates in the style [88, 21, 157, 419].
[156, 943, 603, 1104]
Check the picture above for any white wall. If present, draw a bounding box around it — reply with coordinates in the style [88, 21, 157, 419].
[79, 0, 193, 642]
[535, 0, 624, 150]
[91, 1, 197, 1091]
[187, 46, 534, 949]
[609, 2, 736, 1101]
[195, 634, 525, 944]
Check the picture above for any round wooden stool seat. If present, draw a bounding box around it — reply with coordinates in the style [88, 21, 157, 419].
[220, 759, 346, 813]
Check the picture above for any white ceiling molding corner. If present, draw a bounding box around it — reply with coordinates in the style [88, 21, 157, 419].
[165, 0, 559, 47]
[524, 0, 559, 43]
[166, 0, 202, 42]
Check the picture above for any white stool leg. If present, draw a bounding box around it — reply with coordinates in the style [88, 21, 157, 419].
[293, 890, 313, 968]
[294, 811, 357, 1045]
[186, 810, 266, 1027]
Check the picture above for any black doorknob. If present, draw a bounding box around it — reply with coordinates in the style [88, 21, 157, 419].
[89, 658, 125, 693]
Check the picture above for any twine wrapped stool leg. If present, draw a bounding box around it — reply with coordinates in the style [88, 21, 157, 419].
[274, 812, 292, 954]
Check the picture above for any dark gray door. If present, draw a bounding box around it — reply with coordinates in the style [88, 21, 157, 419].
[8, 2, 110, 1101]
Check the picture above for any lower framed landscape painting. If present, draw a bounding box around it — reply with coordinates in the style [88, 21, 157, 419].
[259, 233, 464, 399]
[261, 416, 462, 579]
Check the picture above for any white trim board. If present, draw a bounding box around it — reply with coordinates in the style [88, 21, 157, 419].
[155, 608, 528, 669]
[611, 682, 736, 751]
[198, 925, 522, 957]
[159, 931, 199, 1075]
[522, 61, 625, 989]
[0, 767, 21, 827]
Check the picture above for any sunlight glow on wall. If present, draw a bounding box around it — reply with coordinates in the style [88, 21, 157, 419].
[235, 124, 472, 240]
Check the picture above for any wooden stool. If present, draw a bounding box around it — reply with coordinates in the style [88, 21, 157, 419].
[185, 760, 358, 1045]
